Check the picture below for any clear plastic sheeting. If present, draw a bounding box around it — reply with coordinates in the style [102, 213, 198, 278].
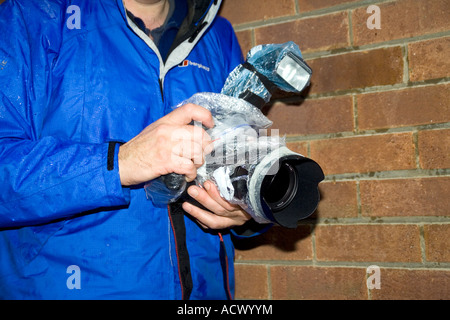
[145, 42, 323, 228]
[144, 92, 285, 212]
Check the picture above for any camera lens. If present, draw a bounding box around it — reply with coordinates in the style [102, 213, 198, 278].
[262, 161, 298, 212]
[252, 152, 324, 228]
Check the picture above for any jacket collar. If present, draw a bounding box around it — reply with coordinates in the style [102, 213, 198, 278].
[116, 0, 223, 80]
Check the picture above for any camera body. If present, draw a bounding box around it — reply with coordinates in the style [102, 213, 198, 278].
[145, 42, 324, 228]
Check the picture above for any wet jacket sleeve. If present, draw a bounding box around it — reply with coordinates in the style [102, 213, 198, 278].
[0, 1, 130, 228]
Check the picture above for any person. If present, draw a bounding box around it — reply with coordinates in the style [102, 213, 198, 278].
[0, 0, 253, 299]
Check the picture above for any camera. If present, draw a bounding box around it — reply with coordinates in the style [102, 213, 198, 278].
[145, 42, 324, 228]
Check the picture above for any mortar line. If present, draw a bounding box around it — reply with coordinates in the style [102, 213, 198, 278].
[356, 179, 362, 219]
[294, 0, 300, 15]
[270, 80, 450, 106]
[321, 173, 450, 186]
[419, 224, 427, 264]
[348, 9, 354, 47]
[412, 130, 421, 169]
[273, 79, 450, 102]
[234, 260, 450, 270]
[303, 218, 450, 225]
[311, 224, 317, 265]
[250, 28, 255, 49]
[300, 31, 450, 60]
[403, 43, 411, 84]
[352, 94, 359, 134]
[267, 265, 273, 300]
[282, 121, 450, 143]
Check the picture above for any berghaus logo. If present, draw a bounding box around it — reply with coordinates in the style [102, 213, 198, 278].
[179, 59, 210, 72]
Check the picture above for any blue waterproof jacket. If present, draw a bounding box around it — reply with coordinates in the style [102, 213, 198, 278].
[0, 0, 244, 299]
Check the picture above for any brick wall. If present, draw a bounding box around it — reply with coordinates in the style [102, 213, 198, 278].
[220, 0, 450, 300]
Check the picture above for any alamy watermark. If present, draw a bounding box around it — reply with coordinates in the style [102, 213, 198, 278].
[66, 5, 81, 30]
[366, 265, 381, 290]
[66, 265, 81, 290]
[367, 5, 381, 30]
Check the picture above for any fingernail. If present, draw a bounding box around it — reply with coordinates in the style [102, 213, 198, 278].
[204, 181, 210, 191]
[182, 202, 192, 213]
[188, 187, 199, 198]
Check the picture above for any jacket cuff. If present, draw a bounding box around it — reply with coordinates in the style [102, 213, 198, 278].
[103, 141, 131, 206]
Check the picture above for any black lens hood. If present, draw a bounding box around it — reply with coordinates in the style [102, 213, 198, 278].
[248, 148, 324, 228]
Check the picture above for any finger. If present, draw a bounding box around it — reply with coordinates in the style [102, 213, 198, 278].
[171, 125, 212, 155]
[182, 202, 235, 230]
[186, 185, 234, 215]
[183, 125, 212, 154]
[172, 141, 205, 167]
[167, 103, 214, 129]
[171, 125, 211, 142]
[203, 181, 240, 212]
[170, 156, 197, 182]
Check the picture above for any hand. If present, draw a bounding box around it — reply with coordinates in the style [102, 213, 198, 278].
[182, 180, 252, 229]
[118, 103, 214, 186]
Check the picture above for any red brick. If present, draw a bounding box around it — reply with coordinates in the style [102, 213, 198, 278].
[315, 224, 422, 262]
[307, 47, 404, 94]
[310, 132, 416, 175]
[424, 224, 450, 262]
[254, 12, 350, 54]
[352, 0, 450, 46]
[220, 0, 296, 25]
[234, 225, 313, 261]
[370, 268, 450, 300]
[266, 96, 354, 136]
[418, 129, 450, 169]
[316, 181, 358, 218]
[360, 177, 450, 217]
[271, 266, 368, 299]
[298, 0, 360, 12]
[409, 37, 450, 81]
[286, 141, 308, 156]
[357, 84, 450, 130]
[235, 30, 253, 57]
[234, 264, 269, 299]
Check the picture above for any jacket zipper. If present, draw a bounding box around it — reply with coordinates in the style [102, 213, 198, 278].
[159, 78, 164, 102]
